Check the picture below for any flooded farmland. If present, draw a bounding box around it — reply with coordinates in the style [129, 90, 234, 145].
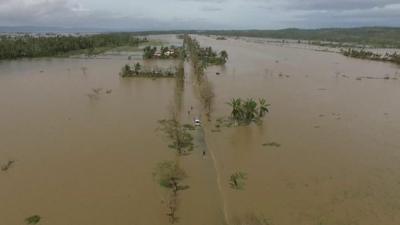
[1, 34, 400, 225]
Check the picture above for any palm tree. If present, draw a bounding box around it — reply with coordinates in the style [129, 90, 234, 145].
[228, 98, 243, 121]
[258, 98, 270, 117]
[243, 98, 258, 122]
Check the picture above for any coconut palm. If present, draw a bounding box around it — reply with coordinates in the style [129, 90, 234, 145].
[258, 98, 270, 117]
[228, 98, 243, 121]
[243, 98, 258, 122]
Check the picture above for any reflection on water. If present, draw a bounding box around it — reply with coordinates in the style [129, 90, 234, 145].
[1, 35, 400, 225]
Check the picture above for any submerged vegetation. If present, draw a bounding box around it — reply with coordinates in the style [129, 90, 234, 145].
[232, 214, 272, 225]
[0, 33, 147, 60]
[262, 142, 281, 148]
[120, 63, 177, 78]
[184, 35, 228, 73]
[143, 45, 184, 59]
[153, 161, 189, 195]
[158, 119, 194, 155]
[25, 215, 41, 225]
[229, 172, 247, 190]
[184, 35, 220, 119]
[154, 161, 189, 223]
[86, 88, 112, 100]
[228, 98, 270, 125]
[341, 48, 400, 65]
[1, 160, 15, 171]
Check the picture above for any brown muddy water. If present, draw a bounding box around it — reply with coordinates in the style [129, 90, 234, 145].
[1, 35, 400, 225]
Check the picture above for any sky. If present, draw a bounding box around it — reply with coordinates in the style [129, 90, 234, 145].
[0, 0, 399, 30]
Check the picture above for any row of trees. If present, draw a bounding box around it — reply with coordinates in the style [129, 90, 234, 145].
[184, 35, 228, 74]
[155, 118, 195, 223]
[0, 33, 147, 60]
[184, 35, 218, 120]
[341, 48, 400, 65]
[143, 45, 184, 59]
[228, 98, 270, 125]
[200, 47, 228, 65]
[120, 63, 176, 78]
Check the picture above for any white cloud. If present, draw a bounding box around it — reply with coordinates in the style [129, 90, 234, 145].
[0, 0, 399, 29]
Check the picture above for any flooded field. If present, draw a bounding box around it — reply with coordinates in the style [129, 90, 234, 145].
[1, 34, 400, 225]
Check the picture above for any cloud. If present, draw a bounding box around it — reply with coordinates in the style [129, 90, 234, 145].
[282, 0, 400, 10]
[246, 0, 399, 10]
[201, 5, 223, 11]
[0, 0, 399, 29]
[178, 0, 227, 2]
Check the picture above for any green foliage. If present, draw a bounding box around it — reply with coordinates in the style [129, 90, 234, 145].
[120, 63, 176, 78]
[0, 33, 147, 60]
[159, 119, 194, 155]
[341, 48, 400, 65]
[143, 45, 184, 59]
[227, 98, 270, 125]
[199, 80, 215, 118]
[229, 172, 247, 190]
[25, 215, 41, 224]
[143, 46, 157, 59]
[183, 35, 228, 75]
[153, 161, 189, 194]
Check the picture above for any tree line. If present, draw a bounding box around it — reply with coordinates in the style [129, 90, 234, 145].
[0, 33, 147, 60]
[341, 48, 400, 65]
[131, 27, 400, 48]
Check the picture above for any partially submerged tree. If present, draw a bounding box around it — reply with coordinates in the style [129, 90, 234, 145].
[120, 63, 176, 78]
[219, 50, 229, 64]
[229, 172, 247, 190]
[25, 215, 41, 225]
[159, 119, 194, 155]
[227, 98, 270, 125]
[143, 46, 157, 59]
[153, 161, 189, 195]
[199, 80, 215, 119]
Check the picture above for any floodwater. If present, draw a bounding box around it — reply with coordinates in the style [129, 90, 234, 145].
[1, 35, 400, 225]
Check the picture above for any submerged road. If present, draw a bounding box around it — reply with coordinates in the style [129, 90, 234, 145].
[194, 125, 230, 225]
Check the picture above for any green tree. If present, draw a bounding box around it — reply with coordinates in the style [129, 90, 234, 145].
[258, 98, 270, 117]
[153, 161, 189, 195]
[159, 119, 194, 155]
[134, 62, 141, 74]
[219, 50, 228, 63]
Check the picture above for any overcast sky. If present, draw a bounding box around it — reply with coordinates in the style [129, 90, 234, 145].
[0, 0, 399, 30]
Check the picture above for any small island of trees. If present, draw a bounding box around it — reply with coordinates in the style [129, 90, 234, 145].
[143, 45, 185, 59]
[228, 98, 270, 125]
[341, 48, 400, 65]
[184, 35, 228, 68]
[120, 63, 177, 78]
